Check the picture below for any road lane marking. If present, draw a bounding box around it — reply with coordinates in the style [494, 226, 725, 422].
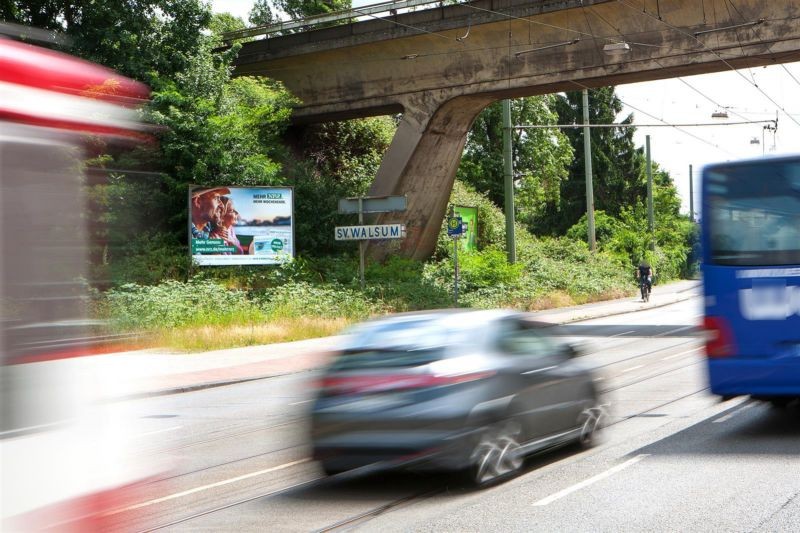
[104, 458, 311, 516]
[661, 347, 702, 361]
[713, 401, 755, 423]
[655, 325, 695, 337]
[141, 425, 183, 436]
[523, 365, 558, 375]
[620, 365, 644, 374]
[611, 330, 635, 338]
[0, 421, 63, 437]
[533, 455, 648, 506]
[290, 400, 313, 405]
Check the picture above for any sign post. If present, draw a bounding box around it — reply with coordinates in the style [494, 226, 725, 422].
[358, 198, 366, 289]
[447, 209, 464, 305]
[337, 195, 407, 289]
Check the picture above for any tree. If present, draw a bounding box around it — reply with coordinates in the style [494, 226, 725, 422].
[2, 1, 210, 86]
[274, 0, 351, 20]
[210, 12, 247, 36]
[456, 96, 573, 234]
[248, 0, 352, 33]
[531, 87, 649, 235]
[289, 117, 396, 254]
[249, 0, 278, 26]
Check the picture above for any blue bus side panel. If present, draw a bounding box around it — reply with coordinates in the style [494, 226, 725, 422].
[702, 162, 800, 396]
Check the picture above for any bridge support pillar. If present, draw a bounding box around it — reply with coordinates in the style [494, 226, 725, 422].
[368, 93, 493, 261]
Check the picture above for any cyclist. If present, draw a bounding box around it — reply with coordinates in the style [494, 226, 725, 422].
[635, 260, 655, 297]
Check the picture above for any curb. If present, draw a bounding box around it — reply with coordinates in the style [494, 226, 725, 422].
[130, 286, 701, 399]
[555, 290, 700, 325]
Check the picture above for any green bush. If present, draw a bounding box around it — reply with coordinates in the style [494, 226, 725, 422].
[566, 211, 621, 246]
[107, 279, 262, 330]
[255, 281, 385, 319]
[104, 232, 190, 286]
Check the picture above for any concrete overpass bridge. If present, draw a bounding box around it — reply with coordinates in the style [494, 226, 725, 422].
[231, 0, 800, 259]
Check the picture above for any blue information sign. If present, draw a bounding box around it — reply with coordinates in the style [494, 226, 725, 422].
[447, 216, 463, 237]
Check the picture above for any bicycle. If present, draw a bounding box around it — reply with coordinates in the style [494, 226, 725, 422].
[640, 276, 651, 302]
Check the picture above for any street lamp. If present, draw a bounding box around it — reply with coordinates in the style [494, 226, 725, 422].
[603, 42, 631, 56]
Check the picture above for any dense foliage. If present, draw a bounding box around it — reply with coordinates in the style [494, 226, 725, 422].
[459, 88, 697, 281]
[3, 1, 697, 350]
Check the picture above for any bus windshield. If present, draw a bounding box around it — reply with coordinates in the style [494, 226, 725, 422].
[707, 160, 800, 266]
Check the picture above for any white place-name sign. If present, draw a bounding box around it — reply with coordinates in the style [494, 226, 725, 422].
[335, 224, 405, 241]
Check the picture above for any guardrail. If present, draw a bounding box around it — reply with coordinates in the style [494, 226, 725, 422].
[221, 0, 449, 42]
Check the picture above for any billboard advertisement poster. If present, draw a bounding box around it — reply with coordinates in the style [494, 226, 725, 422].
[190, 186, 294, 266]
[453, 205, 478, 252]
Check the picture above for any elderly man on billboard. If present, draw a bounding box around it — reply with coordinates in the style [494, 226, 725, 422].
[190, 187, 230, 239]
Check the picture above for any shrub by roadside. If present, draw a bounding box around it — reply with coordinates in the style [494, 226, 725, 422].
[97, 182, 693, 353]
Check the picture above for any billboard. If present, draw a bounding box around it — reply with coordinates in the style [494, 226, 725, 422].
[453, 205, 478, 252]
[190, 186, 294, 265]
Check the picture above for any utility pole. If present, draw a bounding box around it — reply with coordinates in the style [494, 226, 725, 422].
[645, 135, 655, 251]
[502, 99, 516, 264]
[689, 164, 694, 222]
[582, 89, 596, 252]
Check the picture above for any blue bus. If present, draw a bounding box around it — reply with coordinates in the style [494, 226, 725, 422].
[702, 155, 800, 405]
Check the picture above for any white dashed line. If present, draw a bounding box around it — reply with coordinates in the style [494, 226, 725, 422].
[661, 347, 702, 361]
[713, 401, 755, 423]
[611, 330, 635, 338]
[620, 364, 645, 374]
[533, 455, 648, 506]
[141, 425, 183, 437]
[104, 458, 311, 516]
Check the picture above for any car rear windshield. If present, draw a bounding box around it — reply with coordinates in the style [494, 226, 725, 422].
[707, 160, 800, 266]
[332, 317, 479, 370]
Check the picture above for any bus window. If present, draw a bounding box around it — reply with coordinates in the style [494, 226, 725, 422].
[706, 161, 800, 266]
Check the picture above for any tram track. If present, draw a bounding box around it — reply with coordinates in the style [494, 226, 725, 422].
[136, 357, 707, 532]
[133, 299, 707, 531]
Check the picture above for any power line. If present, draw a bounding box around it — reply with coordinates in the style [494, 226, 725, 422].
[515, 119, 777, 129]
[615, 0, 800, 128]
[350, 7, 456, 42]
[569, 80, 734, 156]
[584, 1, 752, 124]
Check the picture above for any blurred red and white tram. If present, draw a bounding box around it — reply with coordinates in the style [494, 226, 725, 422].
[1, 33, 156, 531]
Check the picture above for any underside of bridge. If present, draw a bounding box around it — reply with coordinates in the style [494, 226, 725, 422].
[233, 0, 800, 259]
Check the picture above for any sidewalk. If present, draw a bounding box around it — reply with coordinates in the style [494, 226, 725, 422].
[89, 279, 701, 400]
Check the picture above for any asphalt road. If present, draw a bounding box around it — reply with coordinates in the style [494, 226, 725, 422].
[109, 295, 800, 532]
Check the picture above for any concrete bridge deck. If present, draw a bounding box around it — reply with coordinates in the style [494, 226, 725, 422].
[232, 0, 800, 259]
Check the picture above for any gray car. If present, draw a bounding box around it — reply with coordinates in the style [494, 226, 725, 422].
[310, 309, 602, 485]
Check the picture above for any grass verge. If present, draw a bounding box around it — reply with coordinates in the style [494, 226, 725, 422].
[139, 317, 353, 352]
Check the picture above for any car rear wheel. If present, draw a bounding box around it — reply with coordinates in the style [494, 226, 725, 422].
[469, 422, 524, 486]
[579, 406, 603, 448]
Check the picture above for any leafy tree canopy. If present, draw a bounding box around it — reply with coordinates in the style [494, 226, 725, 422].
[2, 0, 210, 86]
[542, 87, 647, 234]
[457, 96, 573, 235]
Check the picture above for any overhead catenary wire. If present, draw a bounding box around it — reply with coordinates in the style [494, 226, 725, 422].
[233, 0, 800, 147]
[615, 0, 800, 128]
[569, 80, 734, 157]
[350, 7, 459, 42]
[585, 1, 753, 124]
[515, 119, 777, 129]
[725, 0, 800, 92]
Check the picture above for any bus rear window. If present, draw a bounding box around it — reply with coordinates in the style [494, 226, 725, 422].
[707, 160, 800, 266]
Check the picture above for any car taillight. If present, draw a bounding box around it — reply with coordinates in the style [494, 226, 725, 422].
[703, 315, 736, 358]
[320, 371, 494, 395]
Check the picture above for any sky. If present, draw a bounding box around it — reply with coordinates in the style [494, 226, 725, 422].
[211, 0, 800, 218]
